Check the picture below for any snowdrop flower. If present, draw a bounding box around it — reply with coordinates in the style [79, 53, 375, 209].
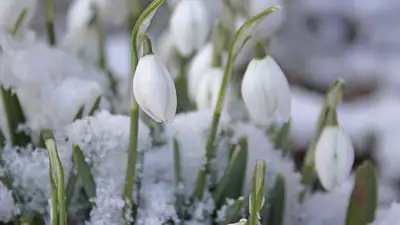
[0, 0, 37, 31]
[170, 0, 210, 57]
[314, 126, 355, 191]
[195, 68, 223, 110]
[67, 0, 129, 30]
[241, 52, 291, 125]
[133, 54, 177, 123]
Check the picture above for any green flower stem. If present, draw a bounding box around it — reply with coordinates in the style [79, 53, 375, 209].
[44, 0, 56, 45]
[253, 39, 266, 60]
[204, 6, 281, 176]
[174, 54, 191, 113]
[142, 34, 153, 55]
[211, 20, 225, 68]
[122, 1, 164, 223]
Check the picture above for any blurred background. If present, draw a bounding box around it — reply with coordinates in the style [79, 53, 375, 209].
[31, 0, 400, 181]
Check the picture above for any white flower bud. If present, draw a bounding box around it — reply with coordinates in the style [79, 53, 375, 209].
[0, 0, 37, 31]
[241, 55, 291, 125]
[133, 54, 177, 123]
[67, 0, 129, 30]
[314, 126, 355, 191]
[169, 0, 210, 57]
[195, 68, 223, 110]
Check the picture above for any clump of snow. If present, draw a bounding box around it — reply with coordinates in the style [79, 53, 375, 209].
[55, 111, 151, 225]
[296, 176, 400, 225]
[0, 182, 19, 222]
[373, 202, 400, 225]
[3, 143, 73, 213]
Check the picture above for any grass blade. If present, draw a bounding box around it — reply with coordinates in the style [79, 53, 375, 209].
[248, 160, 266, 225]
[264, 174, 285, 225]
[72, 144, 96, 201]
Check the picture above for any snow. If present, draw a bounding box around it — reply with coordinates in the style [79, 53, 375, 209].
[0, 182, 18, 222]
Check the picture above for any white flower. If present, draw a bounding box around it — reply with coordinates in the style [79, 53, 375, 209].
[133, 54, 177, 123]
[241, 55, 291, 125]
[314, 126, 355, 191]
[169, 0, 210, 57]
[67, 0, 129, 30]
[60, 27, 100, 65]
[195, 68, 223, 110]
[0, 0, 37, 31]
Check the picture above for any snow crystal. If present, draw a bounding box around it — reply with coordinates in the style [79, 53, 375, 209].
[0, 182, 18, 222]
[296, 176, 400, 225]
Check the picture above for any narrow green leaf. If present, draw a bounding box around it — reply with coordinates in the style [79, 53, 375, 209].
[88, 96, 102, 116]
[65, 165, 78, 207]
[21, 211, 46, 225]
[273, 120, 291, 155]
[44, 0, 56, 45]
[345, 161, 377, 225]
[72, 144, 96, 201]
[219, 197, 245, 225]
[249, 160, 266, 225]
[194, 167, 207, 201]
[11, 8, 28, 37]
[73, 105, 85, 121]
[265, 174, 285, 225]
[1, 88, 31, 147]
[214, 136, 248, 208]
[173, 137, 182, 184]
[42, 130, 67, 225]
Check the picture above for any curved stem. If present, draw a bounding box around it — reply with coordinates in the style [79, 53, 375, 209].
[122, 0, 164, 224]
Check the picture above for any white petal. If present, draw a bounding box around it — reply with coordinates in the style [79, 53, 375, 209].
[267, 56, 291, 122]
[314, 126, 355, 191]
[133, 55, 177, 123]
[170, 0, 210, 56]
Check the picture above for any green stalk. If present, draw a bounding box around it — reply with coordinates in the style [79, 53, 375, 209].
[204, 6, 281, 175]
[122, 1, 164, 223]
[11, 8, 28, 37]
[44, 0, 56, 45]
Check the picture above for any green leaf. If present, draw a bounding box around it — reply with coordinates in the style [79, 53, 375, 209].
[173, 137, 182, 184]
[72, 144, 96, 201]
[265, 174, 285, 225]
[219, 197, 245, 225]
[273, 120, 291, 155]
[194, 167, 207, 201]
[73, 105, 85, 121]
[249, 160, 266, 225]
[214, 136, 248, 208]
[42, 130, 67, 225]
[20, 211, 46, 225]
[11, 8, 28, 37]
[65, 165, 78, 207]
[345, 161, 377, 225]
[1, 88, 31, 147]
[89, 96, 102, 116]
